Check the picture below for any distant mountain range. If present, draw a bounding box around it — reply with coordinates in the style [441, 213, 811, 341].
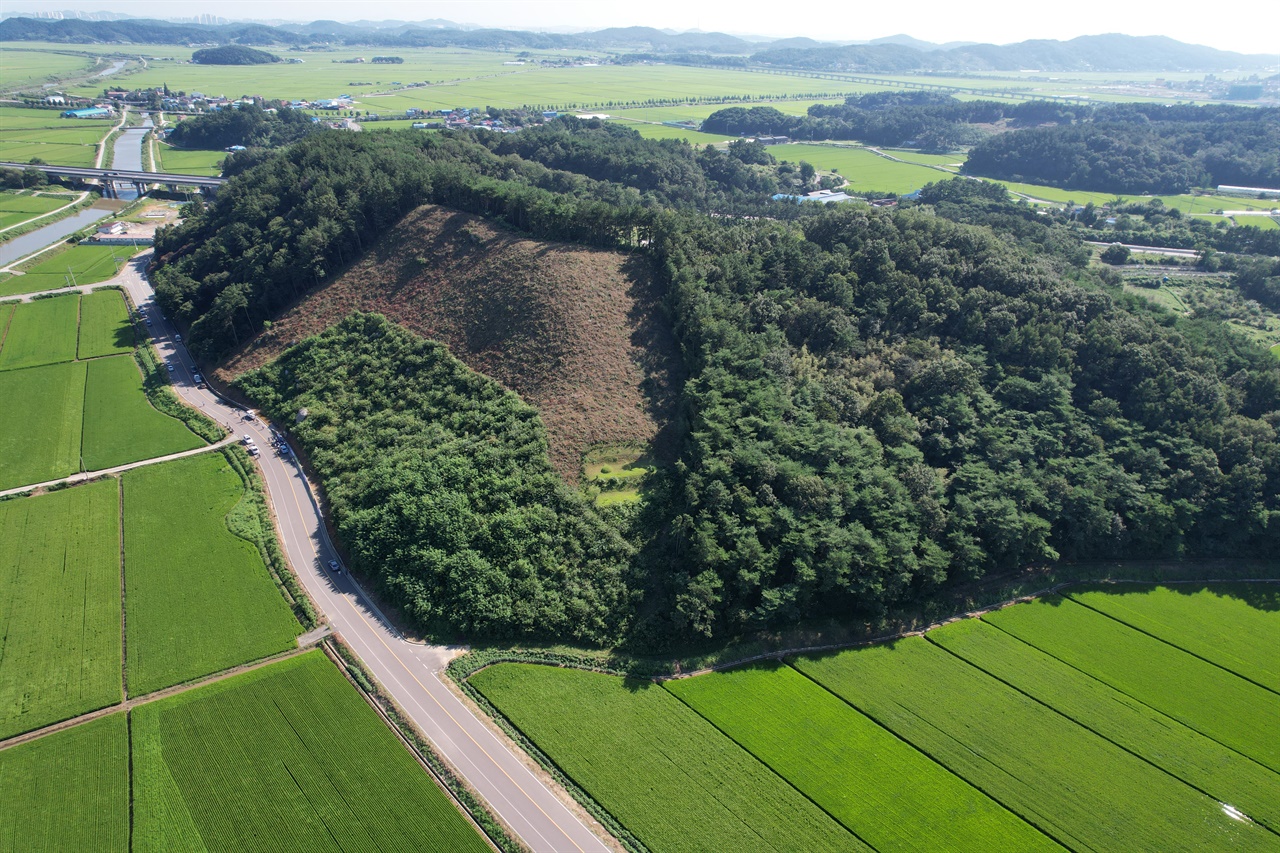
[0, 16, 1273, 72]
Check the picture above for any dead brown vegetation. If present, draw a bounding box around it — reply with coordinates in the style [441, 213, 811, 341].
[218, 205, 678, 481]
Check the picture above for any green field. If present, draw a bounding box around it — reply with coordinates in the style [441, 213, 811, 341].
[883, 149, 966, 169]
[123, 453, 301, 695]
[0, 360, 84, 489]
[610, 120, 737, 145]
[0, 294, 79, 370]
[0, 49, 98, 90]
[795, 637, 1278, 852]
[0, 191, 70, 230]
[984, 596, 1280, 772]
[665, 663, 1058, 853]
[0, 713, 129, 852]
[77, 288, 134, 359]
[0, 244, 128, 298]
[473, 663, 863, 852]
[0, 293, 202, 489]
[0, 479, 122, 739]
[929, 616, 1280, 831]
[1067, 584, 1280, 692]
[132, 651, 489, 853]
[82, 355, 203, 470]
[767, 143, 943, 194]
[1240, 214, 1280, 229]
[154, 143, 225, 177]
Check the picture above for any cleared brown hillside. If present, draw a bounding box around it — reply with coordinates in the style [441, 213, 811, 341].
[218, 204, 678, 481]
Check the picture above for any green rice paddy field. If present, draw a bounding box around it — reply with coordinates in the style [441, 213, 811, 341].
[132, 651, 488, 852]
[471, 663, 863, 853]
[0, 106, 114, 167]
[0, 290, 203, 490]
[0, 713, 129, 852]
[2, 654, 486, 853]
[475, 583, 1280, 852]
[154, 143, 225, 177]
[0, 478, 122, 739]
[0, 192, 71, 230]
[0, 245, 129, 298]
[123, 452, 302, 695]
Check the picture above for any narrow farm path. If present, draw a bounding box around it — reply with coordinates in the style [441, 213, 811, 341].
[0, 644, 318, 753]
[0, 436, 236, 499]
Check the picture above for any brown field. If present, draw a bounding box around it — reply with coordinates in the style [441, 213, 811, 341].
[219, 205, 678, 480]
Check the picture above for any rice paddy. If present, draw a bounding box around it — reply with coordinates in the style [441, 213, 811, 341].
[472, 662, 863, 852]
[0, 291, 203, 490]
[476, 584, 1280, 852]
[0, 479, 122, 739]
[0, 713, 129, 852]
[131, 651, 489, 852]
[122, 453, 302, 695]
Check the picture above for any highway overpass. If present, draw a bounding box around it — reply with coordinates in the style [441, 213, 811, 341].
[0, 161, 226, 194]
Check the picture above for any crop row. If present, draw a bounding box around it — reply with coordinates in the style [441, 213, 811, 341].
[470, 662, 863, 852]
[982, 596, 1280, 773]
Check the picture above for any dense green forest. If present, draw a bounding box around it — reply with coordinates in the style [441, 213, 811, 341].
[238, 315, 634, 642]
[155, 121, 1280, 647]
[704, 93, 1007, 150]
[963, 104, 1280, 193]
[191, 45, 280, 65]
[167, 103, 318, 151]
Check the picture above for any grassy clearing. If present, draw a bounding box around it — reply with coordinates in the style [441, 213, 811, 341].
[666, 662, 1058, 853]
[472, 662, 863, 852]
[0, 713, 129, 853]
[0, 192, 68, 230]
[154, 143, 225, 177]
[794, 637, 1278, 852]
[0, 360, 85, 490]
[929, 617, 1280, 831]
[132, 651, 489, 853]
[767, 144, 942, 194]
[0, 479, 121, 739]
[983, 597, 1280, 773]
[583, 444, 649, 506]
[123, 453, 301, 695]
[82, 355, 203, 471]
[77, 288, 133, 359]
[1067, 583, 1280, 692]
[0, 245, 128, 298]
[0, 294, 79, 371]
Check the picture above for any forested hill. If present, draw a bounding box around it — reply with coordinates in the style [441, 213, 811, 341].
[962, 104, 1280, 193]
[191, 45, 279, 65]
[156, 126, 1280, 648]
[0, 16, 1269, 71]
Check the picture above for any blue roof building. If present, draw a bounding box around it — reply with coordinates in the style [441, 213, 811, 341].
[62, 107, 111, 119]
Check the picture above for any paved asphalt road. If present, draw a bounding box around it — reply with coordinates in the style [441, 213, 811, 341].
[115, 253, 611, 853]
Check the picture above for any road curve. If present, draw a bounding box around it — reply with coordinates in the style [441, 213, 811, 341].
[113, 252, 611, 853]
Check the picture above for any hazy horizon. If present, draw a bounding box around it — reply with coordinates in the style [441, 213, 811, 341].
[7, 0, 1280, 56]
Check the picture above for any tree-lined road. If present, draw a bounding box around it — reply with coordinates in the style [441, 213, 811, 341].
[114, 252, 611, 853]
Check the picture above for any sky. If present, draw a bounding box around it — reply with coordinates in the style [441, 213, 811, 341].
[12, 0, 1280, 55]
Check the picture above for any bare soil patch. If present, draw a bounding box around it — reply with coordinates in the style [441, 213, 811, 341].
[218, 204, 679, 480]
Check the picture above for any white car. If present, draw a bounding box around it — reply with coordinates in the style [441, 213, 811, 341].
[174, 333, 182, 342]
[166, 363, 174, 372]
